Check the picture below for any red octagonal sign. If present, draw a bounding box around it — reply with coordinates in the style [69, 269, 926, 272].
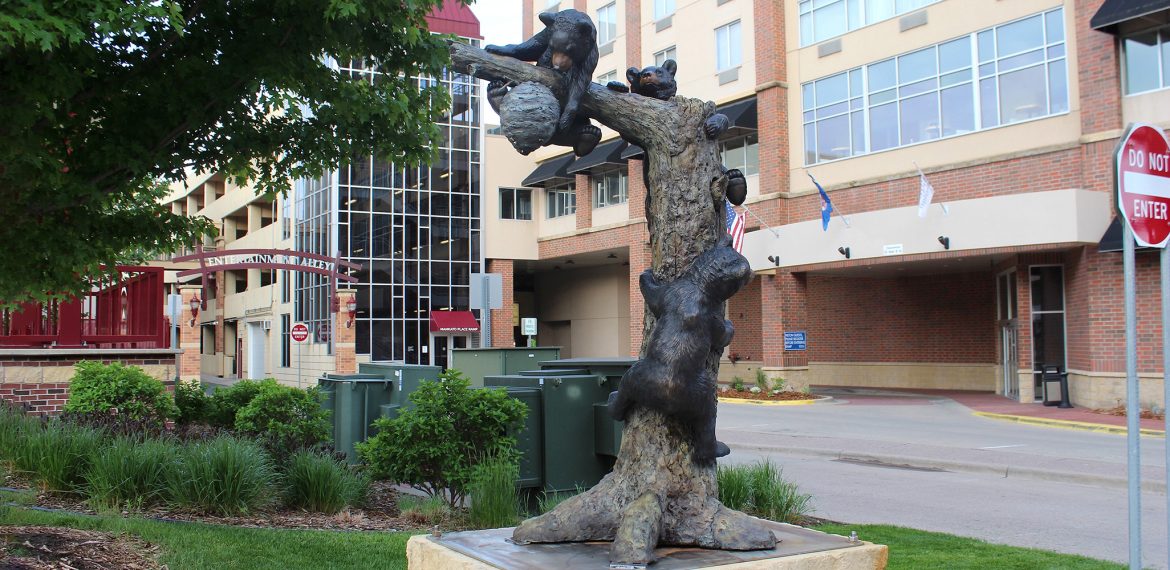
[1117, 123, 1170, 248]
[290, 322, 311, 344]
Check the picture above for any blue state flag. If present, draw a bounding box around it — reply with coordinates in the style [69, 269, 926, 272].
[810, 174, 833, 231]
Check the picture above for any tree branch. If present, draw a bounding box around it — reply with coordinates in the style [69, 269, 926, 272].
[448, 41, 682, 151]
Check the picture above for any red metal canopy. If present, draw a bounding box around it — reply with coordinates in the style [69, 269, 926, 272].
[429, 311, 479, 333]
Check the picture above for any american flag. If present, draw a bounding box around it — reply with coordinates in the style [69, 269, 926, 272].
[725, 200, 745, 253]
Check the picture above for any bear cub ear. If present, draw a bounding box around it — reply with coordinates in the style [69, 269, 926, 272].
[661, 59, 677, 76]
[538, 11, 557, 26]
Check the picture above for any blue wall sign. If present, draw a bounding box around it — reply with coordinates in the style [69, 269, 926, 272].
[783, 331, 807, 351]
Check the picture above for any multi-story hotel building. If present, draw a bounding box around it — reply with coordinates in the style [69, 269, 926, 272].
[163, 2, 484, 384]
[481, 0, 1170, 408]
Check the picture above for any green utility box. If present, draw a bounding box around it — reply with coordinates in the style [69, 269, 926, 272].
[485, 370, 622, 493]
[451, 347, 562, 387]
[318, 363, 442, 464]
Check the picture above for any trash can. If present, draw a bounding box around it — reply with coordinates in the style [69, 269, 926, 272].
[1041, 364, 1073, 409]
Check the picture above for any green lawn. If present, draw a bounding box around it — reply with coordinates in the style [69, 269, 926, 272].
[815, 523, 1124, 570]
[0, 505, 1123, 569]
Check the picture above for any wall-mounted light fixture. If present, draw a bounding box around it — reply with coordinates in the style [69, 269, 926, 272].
[767, 255, 780, 266]
[345, 297, 358, 329]
[188, 295, 201, 327]
[607, 253, 618, 259]
[837, 246, 851, 259]
[938, 235, 951, 250]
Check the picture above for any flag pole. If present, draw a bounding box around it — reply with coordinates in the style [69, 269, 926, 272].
[914, 162, 949, 215]
[807, 172, 851, 228]
[739, 203, 780, 238]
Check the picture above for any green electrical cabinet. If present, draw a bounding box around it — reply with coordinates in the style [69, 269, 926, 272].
[486, 371, 619, 493]
[451, 347, 561, 386]
[318, 363, 442, 464]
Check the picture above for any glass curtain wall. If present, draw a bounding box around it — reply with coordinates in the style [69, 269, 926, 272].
[330, 55, 483, 363]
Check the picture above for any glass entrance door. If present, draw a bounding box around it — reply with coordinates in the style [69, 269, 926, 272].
[430, 335, 469, 369]
[997, 270, 1019, 398]
[1030, 265, 1066, 398]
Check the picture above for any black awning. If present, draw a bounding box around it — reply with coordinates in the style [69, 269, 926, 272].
[1099, 217, 1155, 253]
[621, 145, 644, 159]
[1091, 0, 1170, 32]
[566, 138, 628, 174]
[521, 153, 576, 187]
[718, 97, 758, 130]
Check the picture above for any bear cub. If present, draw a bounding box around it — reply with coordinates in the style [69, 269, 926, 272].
[607, 235, 752, 463]
[606, 59, 678, 100]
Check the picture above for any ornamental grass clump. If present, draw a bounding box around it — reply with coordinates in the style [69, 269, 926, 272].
[284, 450, 368, 514]
[0, 404, 40, 462]
[468, 455, 521, 529]
[84, 436, 178, 510]
[717, 459, 812, 524]
[16, 422, 104, 492]
[167, 435, 276, 515]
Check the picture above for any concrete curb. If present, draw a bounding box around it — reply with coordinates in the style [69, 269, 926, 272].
[726, 442, 1168, 493]
[973, 411, 1166, 437]
[718, 396, 833, 407]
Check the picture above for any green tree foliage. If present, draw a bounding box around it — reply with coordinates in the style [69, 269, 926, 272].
[64, 361, 179, 426]
[0, 0, 453, 302]
[357, 370, 527, 508]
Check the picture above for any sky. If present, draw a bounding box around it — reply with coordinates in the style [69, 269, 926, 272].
[469, 0, 524, 125]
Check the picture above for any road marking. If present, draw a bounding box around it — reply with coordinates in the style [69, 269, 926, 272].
[978, 444, 1026, 449]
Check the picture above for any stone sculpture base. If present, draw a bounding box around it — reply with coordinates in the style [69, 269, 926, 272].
[407, 520, 888, 570]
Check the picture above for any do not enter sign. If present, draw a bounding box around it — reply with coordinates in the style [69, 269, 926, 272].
[290, 322, 311, 344]
[1117, 123, 1170, 248]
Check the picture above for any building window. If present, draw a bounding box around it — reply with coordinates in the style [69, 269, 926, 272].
[598, 3, 618, 46]
[716, 21, 742, 71]
[593, 170, 628, 208]
[597, 70, 618, 85]
[281, 270, 290, 303]
[720, 134, 759, 176]
[281, 197, 291, 240]
[1122, 27, 1170, 95]
[654, 46, 677, 67]
[280, 314, 291, 367]
[654, 0, 675, 21]
[798, 0, 940, 47]
[499, 188, 533, 220]
[547, 183, 577, 218]
[801, 7, 1065, 165]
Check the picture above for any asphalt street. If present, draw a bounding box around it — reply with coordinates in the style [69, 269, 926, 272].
[715, 391, 1169, 568]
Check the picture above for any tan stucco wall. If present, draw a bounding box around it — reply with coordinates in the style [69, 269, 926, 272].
[485, 133, 541, 260]
[534, 263, 631, 357]
[1121, 90, 1170, 131]
[808, 362, 997, 391]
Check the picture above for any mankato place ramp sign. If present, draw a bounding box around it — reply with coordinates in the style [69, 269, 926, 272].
[1117, 123, 1170, 248]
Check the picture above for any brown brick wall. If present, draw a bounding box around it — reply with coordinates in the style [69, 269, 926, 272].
[488, 258, 517, 347]
[0, 383, 69, 415]
[523, 0, 533, 39]
[1076, 0, 1122, 135]
[575, 173, 593, 229]
[727, 276, 762, 361]
[625, 0, 641, 68]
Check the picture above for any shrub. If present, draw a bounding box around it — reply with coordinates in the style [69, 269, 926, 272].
[357, 370, 527, 508]
[207, 379, 266, 428]
[15, 422, 105, 491]
[468, 455, 520, 529]
[233, 380, 331, 462]
[717, 460, 812, 524]
[284, 450, 368, 514]
[64, 361, 178, 427]
[175, 378, 214, 425]
[754, 369, 770, 391]
[166, 435, 276, 515]
[85, 436, 178, 510]
[730, 376, 746, 391]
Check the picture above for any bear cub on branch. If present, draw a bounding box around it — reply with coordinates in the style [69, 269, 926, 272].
[607, 60, 747, 206]
[485, 9, 602, 157]
[607, 235, 752, 464]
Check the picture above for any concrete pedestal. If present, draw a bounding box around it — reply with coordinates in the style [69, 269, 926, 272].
[407, 520, 887, 569]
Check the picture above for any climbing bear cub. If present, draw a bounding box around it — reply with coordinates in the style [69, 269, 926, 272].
[607, 59, 746, 205]
[485, 9, 602, 157]
[607, 235, 752, 464]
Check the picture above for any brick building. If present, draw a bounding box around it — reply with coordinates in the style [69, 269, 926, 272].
[481, 0, 1170, 408]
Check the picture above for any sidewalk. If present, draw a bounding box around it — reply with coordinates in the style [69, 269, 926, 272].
[850, 387, 1166, 435]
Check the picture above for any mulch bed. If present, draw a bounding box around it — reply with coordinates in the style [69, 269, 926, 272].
[0, 526, 160, 569]
[719, 389, 826, 402]
[1094, 405, 1165, 421]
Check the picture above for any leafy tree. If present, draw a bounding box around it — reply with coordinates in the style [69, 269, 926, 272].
[357, 370, 527, 508]
[0, 0, 453, 302]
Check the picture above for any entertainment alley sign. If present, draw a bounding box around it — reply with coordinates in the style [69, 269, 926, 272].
[173, 248, 361, 282]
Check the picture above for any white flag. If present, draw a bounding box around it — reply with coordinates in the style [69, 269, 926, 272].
[917, 171, 934, 218]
